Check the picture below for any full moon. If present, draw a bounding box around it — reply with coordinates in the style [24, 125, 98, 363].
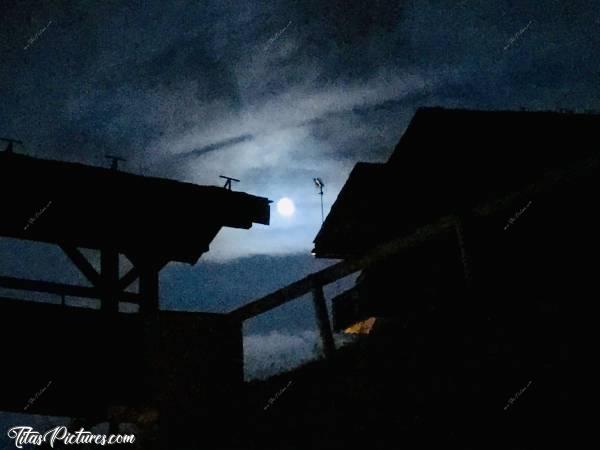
[276, 197, 295, 217]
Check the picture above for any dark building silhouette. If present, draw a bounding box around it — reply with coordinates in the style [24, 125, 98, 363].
[0, 151, 270, 449]
[225, 107, 578, 449]
[308, 107, 577, 448]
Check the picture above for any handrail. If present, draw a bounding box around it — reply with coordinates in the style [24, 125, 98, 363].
[228, 215, 457, 322]
[228, 153, 600, 360]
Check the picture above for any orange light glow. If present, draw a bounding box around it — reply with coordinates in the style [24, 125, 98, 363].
[343, 317, 377, 335]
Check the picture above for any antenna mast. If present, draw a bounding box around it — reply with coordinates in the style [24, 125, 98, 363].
[314, 178, 324, 223]
[105, 154, 127, 170]
[0, 137, 23, 153]
[219, 175, 240, 191]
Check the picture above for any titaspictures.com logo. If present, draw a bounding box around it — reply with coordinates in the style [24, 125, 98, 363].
[7, 426, 135, 448]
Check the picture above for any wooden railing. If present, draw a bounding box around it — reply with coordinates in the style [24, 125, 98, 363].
[226, 150, 592, 358]
[228, 151, 600, 361]
[227, 215, 459, 358]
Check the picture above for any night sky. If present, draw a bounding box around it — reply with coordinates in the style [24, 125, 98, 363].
[0, 0, 598, 408]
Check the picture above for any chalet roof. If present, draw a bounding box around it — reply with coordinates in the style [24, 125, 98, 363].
[313, 107, 600, 258]
[0, 152, 270, 264]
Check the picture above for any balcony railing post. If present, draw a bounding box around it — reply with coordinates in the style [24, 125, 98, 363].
[311, 283, 335, 359]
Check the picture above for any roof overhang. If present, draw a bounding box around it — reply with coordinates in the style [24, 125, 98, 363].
[0, 152, 270, 264]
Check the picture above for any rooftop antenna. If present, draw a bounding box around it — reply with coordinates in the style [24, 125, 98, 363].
[104, 154, 126, 170]
[220, 175, 240, 191]
[314, 177, 324, 223]
[0, 137, 23, 153]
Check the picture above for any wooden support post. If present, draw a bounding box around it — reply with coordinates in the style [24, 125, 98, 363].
[60, 245, 103, 287]
[101, 249, 119, 313]
[312, 285, 335, 359]
[137, 260, 161, 448]
[0, 274, 141, 302]
[138, 259, 161, 397]
[139, 262, 159, 314]
[117, 267, 139, 290]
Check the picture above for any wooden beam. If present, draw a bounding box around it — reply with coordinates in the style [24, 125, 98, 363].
[228, 151, 599, 324]
[0, 274, 142, 304]
[60, 245, 103, 287]
[312, 285, 335, 359]
[124, 253, 170, 313]
[228, 215, 457, 322]
[118, 267, 139, 290]
[229, 275, 318, 322]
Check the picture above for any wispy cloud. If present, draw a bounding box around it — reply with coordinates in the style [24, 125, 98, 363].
[4, 0, 599, 263]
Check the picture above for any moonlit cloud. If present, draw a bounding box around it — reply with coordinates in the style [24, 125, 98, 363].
[140, 69, 432, 260]
[6, 0, 595, 264]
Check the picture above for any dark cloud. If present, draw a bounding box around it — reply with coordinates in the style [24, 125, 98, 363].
[180, 133, 254, 159]
[3, 0, 600, 257]
[2, 0, 599, 261]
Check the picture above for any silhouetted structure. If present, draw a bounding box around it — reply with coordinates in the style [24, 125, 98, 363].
[0, 151, 270, 449]
[310, 107, 577, 448]
[232, 107, 577, 449]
